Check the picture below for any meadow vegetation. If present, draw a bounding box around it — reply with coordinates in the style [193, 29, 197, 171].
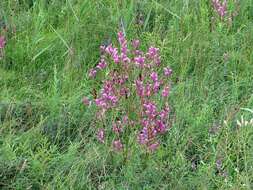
[1, 0, 253, 189]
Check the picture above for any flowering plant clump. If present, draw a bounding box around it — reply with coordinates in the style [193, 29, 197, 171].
[212, 0, 228, 19]
[84, 31, 172, 154]
[211, 0, 239, 26]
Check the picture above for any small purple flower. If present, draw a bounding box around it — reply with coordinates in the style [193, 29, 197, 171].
[118, 31, 125, 45]
[164, 67, 172, 77]
[133, 50, 143, 56]
[162, 86, 170, 97]
[155, 120, 167, 134]
[212, 0, 227, 19]
[147, 46, 159, 58]
[88, 68, 97, 78]
[105, 45, 120, 64]
[137, 126, 149, 145]
[96, 59, 107, 70]
[135, 79, 144, 97]
[150, 72, 158, 82]
[122, 115, 128, 124]
[120, 87, 130, 97]
[145, 83, 152, 97]
[141, 119, 150, 128]
[148, 142, 159, 152]
[216, 159, 223, 170]
[155, 57, 161, 66]
[143, 101, 157, 119]
[0, 36, 6, 49]
[159, 106, 170, 120]
[118, 31, 129, 61]
[97, 128, 105, 143]
[132, 39, 140, 49]
[107, 95, 118, 104]
[121, 44, 128, 55]
[134, 56, 145, 68]
[138, 125, 157, 146]
[95, 98, 105, 108]
[113, 139, 123, 151]
[121, 54, 130, 63]
[113, 55, 120, 64]
[153, 81, 161, 93]
[112, 122, 123, 134]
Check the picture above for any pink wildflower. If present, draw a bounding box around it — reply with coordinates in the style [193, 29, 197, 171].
[97, 128, 105, 143]
[96, 59, 107, 70]
[112, 121, 123, 134]
[153, 81, 161, 93]
[147, 46, 159, 58]
[113, 139, 123, 151]
[132, 39, 140, 49]
[159, 106, 170, 120]
[88, 68, 97, 78]
[135, 79, 145, 97]
[211, 0, 227, 18]
[148, 142, 159, 152]
[155, 120, 167, 134]
[0, 36, 6, 49]
[164, 67, 172, 77]
[143, 101, 157, 119]
[145, 83, 152, 97]
[134, 56, 145, 68]
[162, 86, 170, 97]
[150, 72, 158, 82]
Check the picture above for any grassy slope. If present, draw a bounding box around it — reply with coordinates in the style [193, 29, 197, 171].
[1, 0, 253, 189]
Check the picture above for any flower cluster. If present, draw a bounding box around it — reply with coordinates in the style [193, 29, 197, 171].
[84, 31, 172, 153]
[0, 35, 6, 58]
[211, 0, 240, 24]
[0, 36, 5, 49]
[212, 0, 228, 19]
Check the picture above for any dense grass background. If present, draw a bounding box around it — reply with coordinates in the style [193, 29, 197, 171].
[1, 0, 253, 189]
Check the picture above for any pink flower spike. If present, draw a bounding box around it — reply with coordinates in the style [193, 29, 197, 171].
[148, 46, 159, 57]
[137, 126, 149, 145]
[122, 115, 128, 124]
[100, 45, 106, 53]
[155, 57, 161, 66]
[0, 36, 6, 49]
[164, 67, 172, 77]
[150, 72, 158, 82]
[96, 59, 107, 70]
[145, 83, 152, 97]
[153, 81, 161, 93]
[162, 86, 170, 97]
[160, 106, 170, 120]
[88, 68, 97, 78]
[132, 39, 140, 49]
[112, 122, 123, 134]
[118, 31, 125, 45]
[135, 79, 145, 97]
[134, 56, 145, 67]
[113, 139, 123, 151]
[97, 128, 105, 143]
[155, 120, 167, 134]
[148, 142, 160, 152]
